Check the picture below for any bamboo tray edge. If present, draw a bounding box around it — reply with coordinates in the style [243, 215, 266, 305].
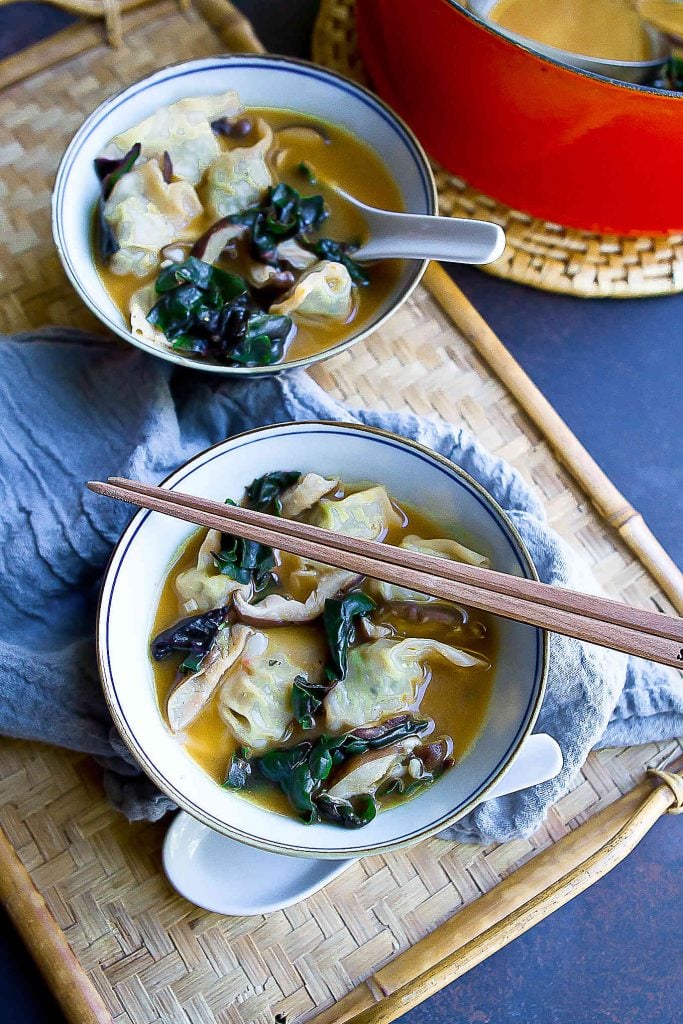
[0, 4, 681, 1024]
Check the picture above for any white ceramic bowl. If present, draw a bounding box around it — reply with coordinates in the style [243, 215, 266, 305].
[98, 421, 549, 858]
[52, 55, 436, 376]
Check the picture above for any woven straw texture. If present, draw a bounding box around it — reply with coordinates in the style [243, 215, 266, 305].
[312, 0, 683, 299]
[0, 3, 681, 1022]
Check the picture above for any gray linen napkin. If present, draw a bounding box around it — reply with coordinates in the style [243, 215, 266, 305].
[1, 329, 681, 844]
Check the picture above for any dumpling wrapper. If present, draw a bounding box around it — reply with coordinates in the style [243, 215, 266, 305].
[105, 91, 243, 184]
[205, 118, 273, 219]
[279, 472, 339, 519]
[167, 623, 254, 733]
[370, 534, 490, 604]
[129, 283, 167, 347]
[325, 637, 489, 732]
[311, 484, 402, 541]
[175, 528, 250, 614]
[104, 158, 202, 276]
[270, 261, 354, 322]
[233, 485, 397, 625]
[217, 628, 325, 748]
[233, 567, 357, 625]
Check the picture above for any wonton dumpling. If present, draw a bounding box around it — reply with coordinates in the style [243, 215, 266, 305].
[104, 158, 202, 276]
[130, 283, 167, 346]
[276, 238, 318, 271]
[233, 567, 357, 625]
[218, 628, 324, 748]
[311, 485, 402, 541]
[233, 485, 397, 625]
[325, 637, 489, 732]
[105, 91, 242, 184]
[205, 118, 273, 219]
[279, 473, 339, 519]
[370, 534, 490, 604]
[175, 529, 249, 614]
[167, 623, 254, 733]
[270, 261, 354, 321]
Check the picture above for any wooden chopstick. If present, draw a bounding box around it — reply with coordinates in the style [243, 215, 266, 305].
[88, 479, 683, 670]
[108, 477, 683, 644]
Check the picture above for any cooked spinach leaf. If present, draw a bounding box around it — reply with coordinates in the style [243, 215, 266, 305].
[147, 258, 293, 366]
[314, 238, 370, 287]
[229, 182, 329, 263]
[317, 793, 377, 829]
[323, 591, 376, 681]
[215, 472, 301, 591]
[94, 142, 141, 199]
[94, 142, 142, 260]
[228, 714, 429, 828]
[151, 607, 226, 664]
[246, 470, 301, 513]
[290, 592, 376, 729]
[291, 676, 328, 731]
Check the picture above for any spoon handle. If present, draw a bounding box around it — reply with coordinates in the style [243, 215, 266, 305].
[354, 212, 506, 265]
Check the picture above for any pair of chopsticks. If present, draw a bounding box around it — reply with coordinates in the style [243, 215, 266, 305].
[88, 477, 683, 670]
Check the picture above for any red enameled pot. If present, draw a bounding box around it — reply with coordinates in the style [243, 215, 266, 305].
[356, 0, 682, 235]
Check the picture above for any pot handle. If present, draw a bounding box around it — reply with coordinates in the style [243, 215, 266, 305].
[483, 733, 563, 801]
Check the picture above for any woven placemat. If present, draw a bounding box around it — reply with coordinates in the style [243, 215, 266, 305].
[312, 0, 683, 299]
[0, 3, 681, 1023]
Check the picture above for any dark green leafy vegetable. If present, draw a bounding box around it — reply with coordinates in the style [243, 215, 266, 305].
[291, 676, 328, 731]
[229, 183, 329, 263]
[317, 793, 377, 829]
[93, 142, 142, 260]
[297, 161, 317, 185]
[323, 592, 376, 681]
[215, 472, 301, 591]
[147, 258, 293, 366]
[151, 607, 226, 664]
[228, 714, 430, 828]
[246, 470, 301, 513]
[290, 592, 376, 729]
[94, 142, 141, 199]
[314, 238, 370, 287]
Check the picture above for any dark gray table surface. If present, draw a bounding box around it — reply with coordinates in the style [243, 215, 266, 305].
[0, 3, 681, 1024]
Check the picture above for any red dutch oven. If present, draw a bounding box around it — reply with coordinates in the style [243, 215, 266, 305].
[356, 0, 682, 235]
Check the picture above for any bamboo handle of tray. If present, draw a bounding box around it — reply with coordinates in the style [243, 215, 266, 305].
[424, 263, 683, 614]
[309, 757, 683, 1024]
[0, 825, 115, 1024]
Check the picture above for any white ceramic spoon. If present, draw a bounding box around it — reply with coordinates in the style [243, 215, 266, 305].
[337, 188, 506, 265]
[163, 733, 562, 916]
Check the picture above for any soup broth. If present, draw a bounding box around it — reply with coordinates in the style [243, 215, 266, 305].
[95, 106, 404, 365]
[488, 0, 652, 62]
[151, 476, 497, 825]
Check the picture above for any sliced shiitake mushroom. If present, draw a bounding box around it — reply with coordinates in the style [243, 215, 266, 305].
[190, 218, 245, 264]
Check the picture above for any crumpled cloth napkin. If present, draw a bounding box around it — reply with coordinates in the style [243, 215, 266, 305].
[1, 328, 681, 844]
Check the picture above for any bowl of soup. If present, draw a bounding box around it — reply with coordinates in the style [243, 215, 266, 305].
[52, 56, 437, 375]
[356, 0, 683, 234]
[97, 422, 549, 858]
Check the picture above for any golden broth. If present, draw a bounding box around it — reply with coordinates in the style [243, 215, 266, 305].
[95, 107, 405, 364]
[489, 0, 652, 62]
[151, 485, 497, 820]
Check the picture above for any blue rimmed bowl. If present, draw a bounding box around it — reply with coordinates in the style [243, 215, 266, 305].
[52, 55, 437, 376]
[97, 421, 550, 859]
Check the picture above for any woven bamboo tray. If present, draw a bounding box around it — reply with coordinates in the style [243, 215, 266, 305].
[312, 0, 683, 299]
[0, 4, 681, 1024]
